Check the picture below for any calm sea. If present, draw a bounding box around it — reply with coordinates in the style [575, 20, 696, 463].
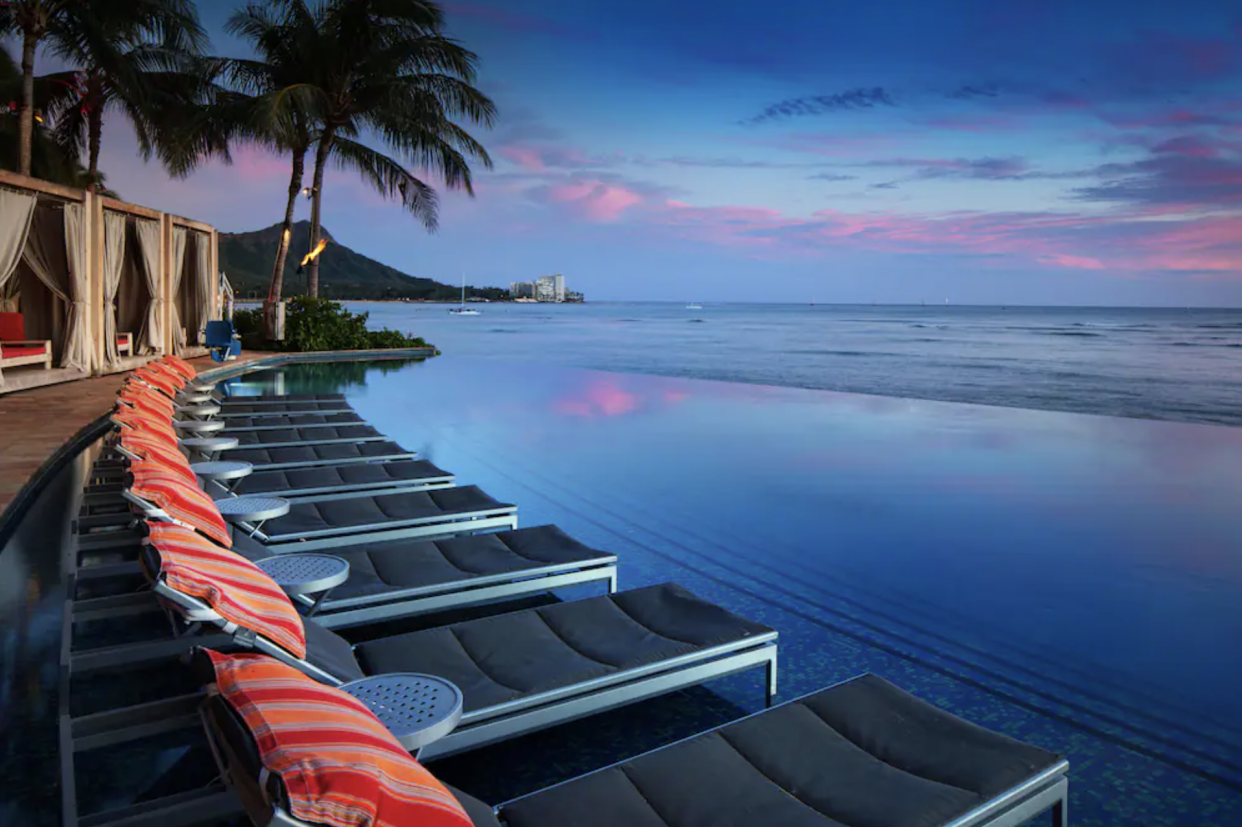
[345, 302, 1242, 426]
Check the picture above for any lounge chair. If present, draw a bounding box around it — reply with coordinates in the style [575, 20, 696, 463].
[87, 459, 516, 552]
[197, 652, 1068, 827]
[220, 440, 418, 472]
[0, 311, 52, 372]
[74, 516, 619, 630]
[225, 458, 455, 499]
[212, 400, 355, 417]
[227, 524, 618, 627]
[111, 524, 776, 761]
[214, 423, 388, 450]
[197, 411, 366, 431]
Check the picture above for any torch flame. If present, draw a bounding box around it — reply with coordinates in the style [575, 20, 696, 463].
[300, 238, 327, 267]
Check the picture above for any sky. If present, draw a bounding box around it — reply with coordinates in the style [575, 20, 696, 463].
[46, 1, 1242, 304]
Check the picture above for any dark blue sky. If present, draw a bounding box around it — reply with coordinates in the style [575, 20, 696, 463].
[85, 1, 1242, 304]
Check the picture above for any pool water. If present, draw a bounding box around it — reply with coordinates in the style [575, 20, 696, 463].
[228, 357, 1242, 826]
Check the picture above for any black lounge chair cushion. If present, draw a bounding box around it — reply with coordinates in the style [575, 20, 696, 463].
[497, 674, 1064, 827]
[218, 393, 345, 404]
[263, 485, 512, 537]
[231, 459, 451, 498]
[226, 440, 410, 465]
[228, 424, 383, 446]
[324, 525, 614, 599]
[352, 583, 774, 712]
[222, 412, 364, 429]
[218, 401, 351, 415]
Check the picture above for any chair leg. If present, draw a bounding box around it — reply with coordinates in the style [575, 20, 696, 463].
[764, 652, 778, 708]
[1052, 790, 1068, 827]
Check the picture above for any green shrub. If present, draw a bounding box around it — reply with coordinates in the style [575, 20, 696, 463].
[233, 298, 433, 353]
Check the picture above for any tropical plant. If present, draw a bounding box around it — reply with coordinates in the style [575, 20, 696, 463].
[0, 0, 206, 182]
[293, 0, 497, 296]
[235, 296, 430, 352]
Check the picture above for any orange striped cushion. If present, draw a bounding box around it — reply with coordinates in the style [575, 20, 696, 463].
[144, 361, 189, 389]
[118, 392, 174, 419]
[121, 433, 197, 483]
[132, 368, 181, 398]
[130, 460, 232, 547]
[112, 407, 178, 440]
[146, 524, 305, 657]
[161, 354, 197, 380]
[203, 651, 471, 827]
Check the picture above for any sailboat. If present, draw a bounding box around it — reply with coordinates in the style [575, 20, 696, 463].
[448, 272, 480, 315]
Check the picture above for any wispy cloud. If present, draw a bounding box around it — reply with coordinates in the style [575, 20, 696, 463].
[945, 84, 1002, 100]
[743, 87, 898, 124]
[806, 172, 859, 181]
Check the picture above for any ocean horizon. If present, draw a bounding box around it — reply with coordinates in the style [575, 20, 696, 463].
[310, 301, 1242, 427]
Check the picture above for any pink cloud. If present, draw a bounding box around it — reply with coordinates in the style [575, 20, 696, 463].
[497, 145, 547, 171]
[635, 200, 1242, 276]
[1038, 254, 1106, 270]
[547, 180, 643, 221]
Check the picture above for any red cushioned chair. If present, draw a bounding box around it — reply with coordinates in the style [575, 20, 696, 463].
[0, 311, 52, 372]
[117, 332, 134, 357]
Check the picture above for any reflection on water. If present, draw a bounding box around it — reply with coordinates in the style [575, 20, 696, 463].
[247, 356, 1242, 803]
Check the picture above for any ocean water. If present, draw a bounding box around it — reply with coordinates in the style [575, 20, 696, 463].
[237, 357, 1242, 826]
[344, 302, 1242, 426]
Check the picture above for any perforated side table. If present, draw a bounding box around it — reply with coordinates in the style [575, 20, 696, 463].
[173, 419, 226, 435]
[254, 554, 349, 615]
[175, 403, 221, 420]
[340, 674, 463, 755]
[180, 436, 239, 461]
[191, 460, 254, 495]
[216, 496, 290, 536]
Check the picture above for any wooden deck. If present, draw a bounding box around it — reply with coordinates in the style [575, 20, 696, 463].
[0, 352, 271, 515]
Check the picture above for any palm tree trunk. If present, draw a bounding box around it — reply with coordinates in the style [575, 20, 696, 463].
[87, 108, 103, 189]
[264, 148, 306, 339]
[306, 130, 335, 298]
[18, 32, 37, 176]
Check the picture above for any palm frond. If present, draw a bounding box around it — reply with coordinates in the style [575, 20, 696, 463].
[330, 134, 440, 230]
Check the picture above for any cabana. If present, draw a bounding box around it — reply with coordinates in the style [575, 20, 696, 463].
[0, 184, 91, 392]
[0, 170, 223, 395]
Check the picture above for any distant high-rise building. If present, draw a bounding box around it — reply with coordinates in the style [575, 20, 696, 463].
[535, 275, 556, 302]
[510, 275, 574, 302]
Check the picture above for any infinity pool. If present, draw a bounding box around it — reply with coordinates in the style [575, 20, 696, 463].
[228, 356, 1242, 826]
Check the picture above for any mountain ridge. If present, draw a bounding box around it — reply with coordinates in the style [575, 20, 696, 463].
[218, 221, 506, 301]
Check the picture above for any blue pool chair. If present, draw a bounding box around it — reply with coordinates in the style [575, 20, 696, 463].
[204, 321, 241, 363]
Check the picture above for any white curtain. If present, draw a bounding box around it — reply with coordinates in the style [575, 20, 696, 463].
[0, 189, 37, 387]
[20, 207, 69, 368]
[194, 232, 212, 344]
[63, 205, 90, 371]
[102, 212, 127, 366]
[169, 227, 188, 353]
[135, 219, 164, 354]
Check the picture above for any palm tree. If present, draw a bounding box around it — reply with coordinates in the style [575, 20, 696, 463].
[299, 0, 497, 296]
[219, 0, 321, 335]
[0, 0, 205, 181]
[0, 46, 116, 190]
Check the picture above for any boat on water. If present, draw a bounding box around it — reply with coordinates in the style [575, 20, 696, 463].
[449, 272, 481, 315]
[686, 302, 704, 310]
